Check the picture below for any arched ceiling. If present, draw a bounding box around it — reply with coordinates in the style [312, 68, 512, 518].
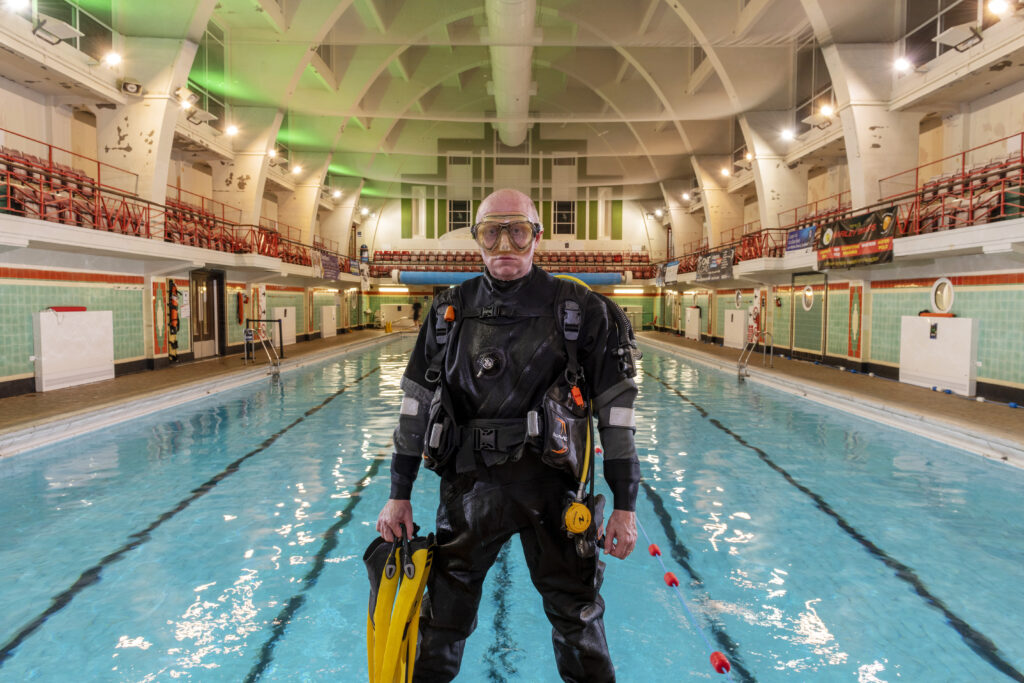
[115, 0, 906, 201]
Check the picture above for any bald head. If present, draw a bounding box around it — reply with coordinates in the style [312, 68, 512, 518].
[475, 188, 539, 224]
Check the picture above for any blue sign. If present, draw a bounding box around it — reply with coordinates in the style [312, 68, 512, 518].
[786, 225, 815, 252]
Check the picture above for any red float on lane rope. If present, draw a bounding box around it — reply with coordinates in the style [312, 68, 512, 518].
[710, 651, 730, 674]
[648, 543, 661, 557]
[664, 572, 679, 587]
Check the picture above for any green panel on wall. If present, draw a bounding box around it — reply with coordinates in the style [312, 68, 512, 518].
[438, 200, 447, 236]
[611, 200, 622, 240]
[588, 200, 598, 240]
[484, 157, 493, 182]
[531, 158, 540, 183]
[401, 198, 412, 239]
[826, 289, 850, 357]
[576, 201, 586, 239]
[472, 157, 482, 182]
[774, 291, 793, 349]
[542, 201, 552, 239]
[426, 199, 435, 239]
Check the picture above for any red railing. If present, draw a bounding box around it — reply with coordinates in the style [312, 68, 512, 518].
[0, 126, 138, 195]
[879, 130, 1024, 201]
[777, 191, 852, 230]
[166, 185, 242, 224]
[720, 219, 762, 245]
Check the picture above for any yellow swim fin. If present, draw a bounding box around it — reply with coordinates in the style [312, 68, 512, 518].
[364, 525, 435, 683]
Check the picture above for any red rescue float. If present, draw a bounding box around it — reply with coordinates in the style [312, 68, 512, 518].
[663, 572, 679, 587]
[710, 651, 731, 674]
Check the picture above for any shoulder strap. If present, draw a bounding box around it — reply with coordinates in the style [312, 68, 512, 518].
[556, 278, 584, 386]
[424, 287, 461, 384]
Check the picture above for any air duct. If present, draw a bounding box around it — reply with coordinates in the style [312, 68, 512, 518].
[485, 0, 536, 147]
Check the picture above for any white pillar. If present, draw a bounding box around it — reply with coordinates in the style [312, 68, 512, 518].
[741, 111, 809, 229]
[692, 156, 744, 248]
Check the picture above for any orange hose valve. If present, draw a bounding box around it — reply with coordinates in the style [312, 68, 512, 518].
[664, 572, 679, 587]
[710, 651, 730, 674]
[444, 305, 455, 322]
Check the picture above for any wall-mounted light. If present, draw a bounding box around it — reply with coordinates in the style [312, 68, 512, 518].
[988, 0, 1011, 15]
[102, 52, 121, 67]
[379, 286, 409, 293]
[720, 168, 731, 177]
[4, 0, 31, 12]
[613, 287, 643, 295]
[225, 124, 239, 136]
[360, 207, 370, 216]
[32, 13, 83, 45]
[781, 129, 795, 141]
[894, 56, 913, 73]
[291, 164, 303, 175]
[175, 87, 199, 107]
[682, 192, 691, 201]
[745, 152, 753, 161]
[332, 189, 342, 199]
[654, 208, 664, 218]
[820, 104, 834, 118]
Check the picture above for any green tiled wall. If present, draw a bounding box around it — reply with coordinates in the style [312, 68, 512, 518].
[826, 289, 850, 358]
[0, 282, 144, 378]
[958, 287, 1024, 385]
[608, 294, 654, 329]
[793, 289, 824, 352]
[868, 287, 930, 365]
[226, 289, 248, 347]
[869, 284, 1024, 385]
[772, 290, 792, 349]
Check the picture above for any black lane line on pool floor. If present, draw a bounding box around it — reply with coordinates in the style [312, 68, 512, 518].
[647, 369, 1024, 683]
[0, 365, 381, 668]
[244, 453, 384, 683]
[484, 544, 517, 682]
[641, 482, 757, 683]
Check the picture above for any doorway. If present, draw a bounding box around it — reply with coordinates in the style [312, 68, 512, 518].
[190, 270, 223, 359]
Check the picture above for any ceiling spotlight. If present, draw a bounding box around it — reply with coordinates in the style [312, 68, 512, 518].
[745, 152, 753, 161]
[781, 129, 795, 141]
[291, 164, 302, 175]
[102, 52, 121, 67]
[682, 192, 691, 201]
[332, 189, 342, 199]
[988, 0, 1011, 15]
[894, 57, 913, 73]
[268, 149, 277, 158]
[5, 0, 30, 11]
[360, 207, 370, 216]
[720, 168, 731, 177]
[820, 104, 834, 117]
[654, 208, 664, 218]
[180, 100, 192, 110]
[225, 124, 239, 136]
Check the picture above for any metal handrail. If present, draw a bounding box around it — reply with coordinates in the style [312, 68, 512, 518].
[738, 331, 774, 380]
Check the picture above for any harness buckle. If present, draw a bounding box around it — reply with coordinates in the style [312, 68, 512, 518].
[474, 427, 497, 450]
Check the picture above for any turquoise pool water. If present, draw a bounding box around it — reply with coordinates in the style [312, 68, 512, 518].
[1, 338, 1022, 682]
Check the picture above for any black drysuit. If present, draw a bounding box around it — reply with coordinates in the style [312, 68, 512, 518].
[389, 265, 640, 682]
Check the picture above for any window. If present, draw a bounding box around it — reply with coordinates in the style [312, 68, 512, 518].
[448, 200, 472, 231]
[36, 0, 113, 62]
[793, 36, 833, 135]
[187, 21, 228, 132]
[552, 201, 576, 235]
[691, 43, 706, 74]
[903, 0, 979, 66]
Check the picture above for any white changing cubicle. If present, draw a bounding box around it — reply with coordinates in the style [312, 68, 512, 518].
[898, 316, 978, 396]
[33, 309, 114, 391]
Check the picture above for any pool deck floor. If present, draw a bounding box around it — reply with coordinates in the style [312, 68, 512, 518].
[0, 327, 1021, 463]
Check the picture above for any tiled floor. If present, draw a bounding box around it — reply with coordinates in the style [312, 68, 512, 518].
[1, 328, 1020, 465]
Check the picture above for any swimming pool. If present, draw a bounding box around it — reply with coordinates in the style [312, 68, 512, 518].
[1, 338, 1022, 682]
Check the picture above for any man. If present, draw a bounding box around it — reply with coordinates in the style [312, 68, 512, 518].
[376, 188, 640, 682]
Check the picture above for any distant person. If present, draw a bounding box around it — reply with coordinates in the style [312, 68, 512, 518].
[411, 300, 422, 327]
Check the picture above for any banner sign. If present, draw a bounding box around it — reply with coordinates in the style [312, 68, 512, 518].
[664, 260, 679, 285]
[696, 247, 735, 282]
[816, 209, 896, 268]
[321, 252, 340, 280]
[786, 225, 815, 252]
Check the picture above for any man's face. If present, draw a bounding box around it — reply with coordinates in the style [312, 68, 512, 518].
[476, 211, 541, 280]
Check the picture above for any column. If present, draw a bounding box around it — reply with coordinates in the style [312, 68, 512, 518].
[210, 107, 283, 225]
[277, 152, 331, 245]
[741, 111, 809, 229]
[691, 156, 744, 248]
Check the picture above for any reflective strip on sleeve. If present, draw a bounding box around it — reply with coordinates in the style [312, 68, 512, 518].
[608, 406, 635, 428]
[400, 395, 420, 416]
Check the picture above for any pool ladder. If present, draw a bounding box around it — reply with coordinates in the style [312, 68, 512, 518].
[738, 331, 774, 380]
[248, 328, 281, 379]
